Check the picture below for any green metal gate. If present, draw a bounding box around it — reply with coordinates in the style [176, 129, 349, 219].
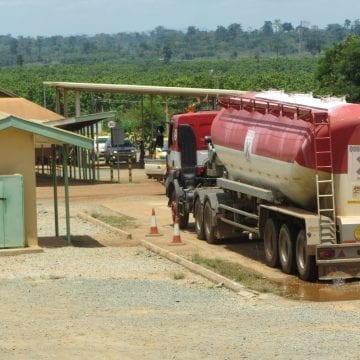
[0, 175, 25, 248]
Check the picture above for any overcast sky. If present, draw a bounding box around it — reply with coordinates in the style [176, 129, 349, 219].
[1, 0, 359, 37]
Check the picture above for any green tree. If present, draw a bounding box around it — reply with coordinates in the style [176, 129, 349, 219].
[282, 22, 294, 32]
[305, 28, 324, 55]
[352, 20, 360, 35]
[227, 23, 242, 40]
[261, 21, 274, 36]
[16, 54, 24, 66]
[344, 19, 351, 30]
[215, 25, 228, 41]
[315, 34, 360, 102]
[162, 46, 172, 64]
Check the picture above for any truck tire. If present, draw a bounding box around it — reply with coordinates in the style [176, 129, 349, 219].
[278, 224, 296, 274]
[170, 190, 189, 229]
[296, 229, 316, 281]
[194, 198, 205, 240]
[179, 212, 189, 230]
[203, 200, 217, 244]
[263, 218, 279, 268]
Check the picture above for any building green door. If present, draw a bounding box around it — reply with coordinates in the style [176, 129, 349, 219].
[0, 175, 25, 248]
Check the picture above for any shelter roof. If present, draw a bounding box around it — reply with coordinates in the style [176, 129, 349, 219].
[0, 113, 92, 149]
[45, 111, 116, 131]
[0, 97, 64, 122]
[43, 81, 245, 97]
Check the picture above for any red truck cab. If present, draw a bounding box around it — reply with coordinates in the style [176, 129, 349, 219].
[165, 110, 218, 228]
[167, 110, 218, 175]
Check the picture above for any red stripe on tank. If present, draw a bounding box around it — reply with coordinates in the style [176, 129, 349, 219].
[211, 105, 360, 174]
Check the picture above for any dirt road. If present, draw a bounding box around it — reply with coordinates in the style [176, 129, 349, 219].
[36, 168, 360, 301]
[0, 168, 359, 359]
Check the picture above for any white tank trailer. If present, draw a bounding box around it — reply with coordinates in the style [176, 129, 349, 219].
[193, 91, 360, 281]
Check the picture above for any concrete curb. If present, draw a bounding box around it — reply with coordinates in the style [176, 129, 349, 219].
[77, 212, 258, 298]
[140, 239, 258, 299]
[77, 212, 132, 240]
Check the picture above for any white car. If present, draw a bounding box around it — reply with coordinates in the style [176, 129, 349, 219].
[94, 135, 110, 160]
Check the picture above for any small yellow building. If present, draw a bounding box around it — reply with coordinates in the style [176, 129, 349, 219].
[0, 111, 92, 248]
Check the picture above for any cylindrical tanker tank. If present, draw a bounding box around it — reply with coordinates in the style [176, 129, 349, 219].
[212, 92, 360, 214]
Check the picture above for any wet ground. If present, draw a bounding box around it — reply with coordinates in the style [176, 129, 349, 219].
[214, 235, 360, 301]
[281, 277, 360, 301]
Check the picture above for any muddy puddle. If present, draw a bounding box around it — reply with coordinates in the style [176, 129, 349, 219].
[278, 278, 360, 301]
[224, 239, 360, 301]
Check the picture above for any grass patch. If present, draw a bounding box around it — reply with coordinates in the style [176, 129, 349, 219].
[91, 212, 138, 230]
[191, 254, 282, 295]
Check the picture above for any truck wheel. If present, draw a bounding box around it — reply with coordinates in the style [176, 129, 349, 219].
[170, 190, 189, 229]
[263, 218, 279, 267]
[179, 212, 189, 230]
[203, 201, 217, 244]
[194, 198, 205, 240]
[278, 224, 296, 274]
[296, 229, 316, 281]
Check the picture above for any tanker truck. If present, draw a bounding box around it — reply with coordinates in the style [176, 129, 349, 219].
[166, 90, 360, 281]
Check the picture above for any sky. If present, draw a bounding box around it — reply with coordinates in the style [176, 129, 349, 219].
[0, 0, 359, 37]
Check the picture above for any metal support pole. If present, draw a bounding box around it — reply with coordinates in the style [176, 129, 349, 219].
[128, 158, 132, 183]
[117, 152, 120, 183]
[55, 89, 61, 114]
[165, 96, 169, 136]
[140, 95, 145, 168]
[77, 139, 82, 181]
[95, 122, 100, 181]
[150, 95, 154, 157]
[73, 146, 78, 179]
[75, 91, 81, 117]
[91, 125, 96, 181]
[51, 145, 59, 237]
[63, 144, 71, 246]
[63, 90, 68, 118]
[41, 145, 45, 174]
[87, 126, 92, 181]
[82, 148, 87, 181]
[43, 86, 47, 109]
[80, 128, 87, 180]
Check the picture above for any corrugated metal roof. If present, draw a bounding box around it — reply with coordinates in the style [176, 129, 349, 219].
[45, 111, 116, 131]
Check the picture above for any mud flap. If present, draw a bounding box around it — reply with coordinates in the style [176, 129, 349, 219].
[318, 263, 360, 280]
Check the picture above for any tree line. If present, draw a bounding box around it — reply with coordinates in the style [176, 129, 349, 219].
[0, 25, 359, 149]
[0, 19, 360, 66]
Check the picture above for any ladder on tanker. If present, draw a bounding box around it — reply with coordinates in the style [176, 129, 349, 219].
[312, 112, 337, 244]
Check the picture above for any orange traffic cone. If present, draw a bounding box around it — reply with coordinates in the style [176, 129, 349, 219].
[146, 208, 163, 237]
[170, 215, 185, 245]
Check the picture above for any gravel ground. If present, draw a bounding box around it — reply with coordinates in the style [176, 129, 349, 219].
[0, 198, 359, 359]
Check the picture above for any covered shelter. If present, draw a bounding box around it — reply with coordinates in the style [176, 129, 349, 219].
[43, 81, 246, 165]
[40, 111, 116, 182]
[0, 89, 115, 181]
[43, 81, 246, 118]
[0, 112, 93, 249]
